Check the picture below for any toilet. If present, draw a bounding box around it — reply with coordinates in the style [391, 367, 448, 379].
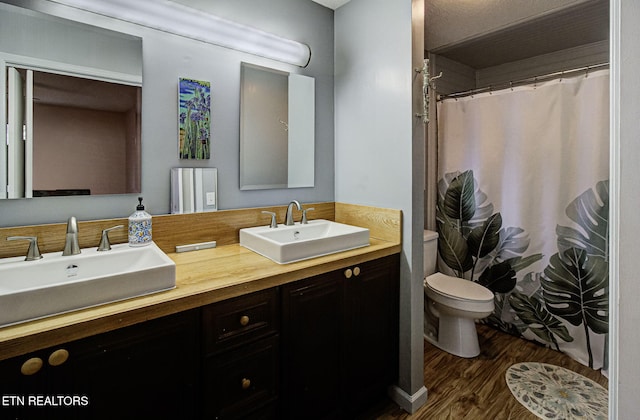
[423, 230, 494, 358]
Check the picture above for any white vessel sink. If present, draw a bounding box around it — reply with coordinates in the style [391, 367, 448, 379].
[0, 242, 175, 327]
[240, 219, 370, 264]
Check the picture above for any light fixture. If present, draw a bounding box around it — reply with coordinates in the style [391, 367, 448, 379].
[46, 0, 311, 67]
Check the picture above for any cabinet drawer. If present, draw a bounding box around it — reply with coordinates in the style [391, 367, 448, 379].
[203, 336, 279, 419]
[203, 288, 279, 354]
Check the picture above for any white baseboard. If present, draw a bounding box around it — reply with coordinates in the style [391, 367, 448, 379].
[387, 384, 428, 413]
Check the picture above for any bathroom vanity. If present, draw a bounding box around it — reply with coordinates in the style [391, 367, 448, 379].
[0, 203, 401, 419]
[0, 250, 398, 419]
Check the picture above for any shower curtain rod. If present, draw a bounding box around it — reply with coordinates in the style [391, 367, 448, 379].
[437, 62, 609, 101]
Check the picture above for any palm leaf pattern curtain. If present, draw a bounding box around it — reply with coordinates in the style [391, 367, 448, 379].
[436, 70, 609, 371]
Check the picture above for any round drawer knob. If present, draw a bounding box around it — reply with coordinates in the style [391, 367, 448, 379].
[48, 349, 69, 367]
[344, 268, 353, 279]
[240, 315, 250, 326]
[241, 378, 251, 390]
[353, 266, 361, 276]
[21, 357, 43, 376]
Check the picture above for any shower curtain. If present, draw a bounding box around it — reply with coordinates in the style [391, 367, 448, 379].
[435, 69, 609, 371]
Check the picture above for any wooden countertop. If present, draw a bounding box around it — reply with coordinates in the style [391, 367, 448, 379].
[0, 238, 400, 361]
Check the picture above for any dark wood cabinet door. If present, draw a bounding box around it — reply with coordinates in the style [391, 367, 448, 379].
[0, 346, 77, 419]
[342, 255, 400, 415]
[281, 272, 343, 419]
[0, 310, 200, 420]
[69, 309, 200, 420]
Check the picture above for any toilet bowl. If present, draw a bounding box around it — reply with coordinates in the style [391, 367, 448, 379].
[422, 230, 494, 358]
[424, 273, 494, 358]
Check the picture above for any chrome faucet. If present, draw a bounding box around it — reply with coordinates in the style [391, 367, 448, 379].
[284, 200, 302, 226]
[62, 216, 81, 256]
[98, 225, 124, 251]
[6, 236, 42, 261]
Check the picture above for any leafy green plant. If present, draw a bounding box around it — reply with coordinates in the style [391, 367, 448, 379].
[542, 248, 608, 367]
[436, 170, 542, 294]
[556, 180, 609, 260]
[487, 292, 525, 336]
[509, 291, 573, 351]
[540, 181, 609, 368]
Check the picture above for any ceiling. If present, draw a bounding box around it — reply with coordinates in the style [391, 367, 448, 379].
[428, 0, 609, 69]
[310, 0, 351, 10]
[310, 0, 608, 70]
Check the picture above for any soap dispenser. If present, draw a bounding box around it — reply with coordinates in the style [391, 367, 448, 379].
[128, 197, 152, 247]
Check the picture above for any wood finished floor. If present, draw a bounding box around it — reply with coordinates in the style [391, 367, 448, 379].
[362, 324, 609, 419]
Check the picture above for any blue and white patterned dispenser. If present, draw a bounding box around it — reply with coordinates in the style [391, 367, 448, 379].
[128, 197, 152, 247]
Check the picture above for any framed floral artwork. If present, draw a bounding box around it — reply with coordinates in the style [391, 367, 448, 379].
[179, 78, 211, 159]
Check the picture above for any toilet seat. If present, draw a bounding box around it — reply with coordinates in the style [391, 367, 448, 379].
[426, 273, 494, 301]
[425, 273, 494, 312]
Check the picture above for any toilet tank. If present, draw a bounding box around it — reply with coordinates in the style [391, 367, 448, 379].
[423, 230, 439, 277]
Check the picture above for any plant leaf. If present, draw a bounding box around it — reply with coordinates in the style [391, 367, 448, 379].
[509, 292, 574, 344]
[478, 260, 516, 293]
[468, 213, 502, 259]
[467, 188, 494, 230]
[489, 292, 527, 333]
[542, 248, 609, 334]
[472, 228, 541, 278]
[497, 227, 530, 259]
[442, 170, 476, 222]
[556, 180, 609, 259]
[437, 171, 494, 234]
[506, 254, 544, 274]
[437, 220, 473, 274]
[513, 271, 543, 297]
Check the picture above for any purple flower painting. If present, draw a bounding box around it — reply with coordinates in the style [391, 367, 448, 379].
[179, 78, 211, 159]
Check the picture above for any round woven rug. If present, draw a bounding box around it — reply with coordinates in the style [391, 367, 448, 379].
[505, 362, 607, 419]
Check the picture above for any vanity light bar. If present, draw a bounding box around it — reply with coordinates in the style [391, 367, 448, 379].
[46, 0, 311, 67]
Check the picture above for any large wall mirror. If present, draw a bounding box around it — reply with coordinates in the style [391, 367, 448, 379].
[0, 2, 143, 199]
[240, 62, 315, 190]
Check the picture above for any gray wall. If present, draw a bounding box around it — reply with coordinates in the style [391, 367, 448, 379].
[0, 0, 334, 226]
[613, 0, 640, 417]
[335, 0, 426, 412]
[0, 3, 142, 78]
